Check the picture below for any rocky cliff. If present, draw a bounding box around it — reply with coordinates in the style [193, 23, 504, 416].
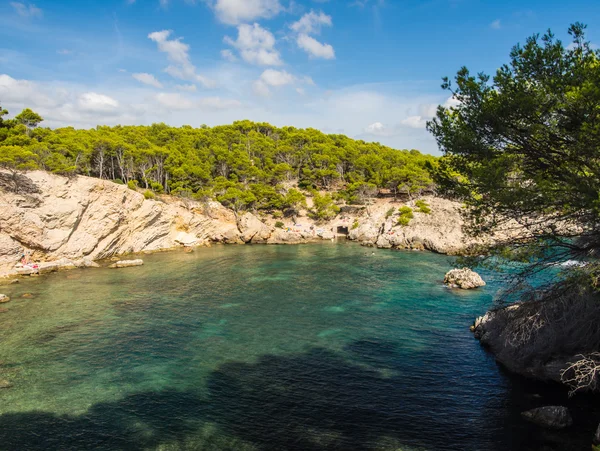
[0, 171, 479, 277]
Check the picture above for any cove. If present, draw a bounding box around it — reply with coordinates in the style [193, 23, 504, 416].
[0, 243, 597, 450]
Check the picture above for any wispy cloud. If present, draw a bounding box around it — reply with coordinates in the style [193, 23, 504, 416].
[148, 29, 215, 88]
[10, 2, 42, 18]
[490, 19, 501, 30]
[132, 73, 163, 88]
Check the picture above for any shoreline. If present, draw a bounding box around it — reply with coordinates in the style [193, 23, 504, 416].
[1, 170, 479, 279]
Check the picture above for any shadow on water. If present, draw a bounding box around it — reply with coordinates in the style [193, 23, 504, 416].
[1, 340, 599, 451]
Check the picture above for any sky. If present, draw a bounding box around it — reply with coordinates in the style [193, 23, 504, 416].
[0, 0, 598, 155]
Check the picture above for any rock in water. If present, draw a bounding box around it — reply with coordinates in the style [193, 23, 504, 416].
[444, 268, 486, 289]
[0, 379, 12, 389]
[521, 406, 573, 429]
[109, 259, 144, 268]
[0, 294, 9, 303]
[594, 423, 600, 447]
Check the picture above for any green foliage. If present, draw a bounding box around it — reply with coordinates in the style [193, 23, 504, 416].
[127, 180, 138, 190]
[309, 191, 340, 221]
[143, 189, 155, 200]
[415, 199, 431, 214]
[427, 23, 600, 266]
[397, 206, 414, 226]
[385, 207, 395, 219]
[0, 108, 436, 212]
[351, 219, 359, 230]
[15, 108, 43, 131]
[272, 210, 283, 219]
[113, 178, 124, 185]
[275, 221, 285, 229]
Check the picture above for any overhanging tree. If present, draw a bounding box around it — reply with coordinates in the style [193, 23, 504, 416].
[427, 23, 600, 394]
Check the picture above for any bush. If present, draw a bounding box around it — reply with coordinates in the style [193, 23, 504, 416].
[385, 207, 395, 219]
[275, 221, 285, 229]
[351, 219, 359, 230]
[397, 206, 413, 226]
[113, 178, 124, 185]
[127, 180, 138, 190]
[272, 211, 283, 219]
[415, 199, 431, 214]
[150, 182, 164, 193]
[144, 190, 155, 200]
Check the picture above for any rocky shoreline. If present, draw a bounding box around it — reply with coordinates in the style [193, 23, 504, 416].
[0, 170, 481, 279]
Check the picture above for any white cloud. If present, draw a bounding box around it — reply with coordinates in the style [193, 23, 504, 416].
[224, 23, 282, 66]
[176, 84, 197, 92]
[212, 0, 282, 25]
[10, 2, 42, 18]
[78, 92, 119, 112]
[400, 115, 427, 129]
[156, 92, 195, 110]
[290, 10, 332, 35]
[490, 19, 501, 30]
[252, 69, 312, 96]
[290, 11, 335, 60]
[0, 74, 61, 108]
[148, 29, 215, 87]
[57, 49, 72, 55]
[365, 122, 385, 134]
[221, 49, 237, 62]
[297, 34, 335, 59]
[132, 73, 163, 88]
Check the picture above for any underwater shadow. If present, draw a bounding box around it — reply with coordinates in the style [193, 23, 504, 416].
[1, 339, 596, 451]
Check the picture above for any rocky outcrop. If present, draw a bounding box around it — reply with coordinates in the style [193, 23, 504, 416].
[348, 197, 479, 254]
[0, 294, 9, 303]
[521, 406, 573, 429]
[237, 213, 273, 244]
[0, 171, 483, 276]
[0, 171, 241, 275]
[109, 259, 144, 268]
[444, 268, 486, 289]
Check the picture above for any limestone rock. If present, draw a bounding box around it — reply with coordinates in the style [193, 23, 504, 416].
[521, 406, 573, 429]
[174, 231, 199, 246]
[237, 213, 272, 244]
[444, 268, 486, 289]
[0, 294, 9, 303]
[109, 259, 144, 268]
[0, 308, 7, 313]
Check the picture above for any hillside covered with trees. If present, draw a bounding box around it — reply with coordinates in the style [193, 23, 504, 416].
[0, 106, 436, 217]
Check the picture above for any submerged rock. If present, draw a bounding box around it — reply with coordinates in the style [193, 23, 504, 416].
[444, 268, 486, 289]
[0, 379, 12, 389]
[109, 259, 144, 268]
[521, 406, 573, 429]
[0, 294, 9, 303]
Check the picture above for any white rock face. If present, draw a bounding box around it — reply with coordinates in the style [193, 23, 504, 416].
[0, 171, 241, 275]
[109, 259, 144, 268]
[444, 268, 486, 289]
[237, 213, 273, 243]
[0, 172, 481, 276]
[348, 197, 477, 254]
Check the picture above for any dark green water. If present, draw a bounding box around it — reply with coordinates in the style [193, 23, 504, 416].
[0, 243, 597, 450]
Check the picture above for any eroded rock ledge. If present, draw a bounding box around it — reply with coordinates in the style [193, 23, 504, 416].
[0, 171, 482, 277]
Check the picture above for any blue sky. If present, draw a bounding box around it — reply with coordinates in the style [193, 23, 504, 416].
[0, 0, 598, 154]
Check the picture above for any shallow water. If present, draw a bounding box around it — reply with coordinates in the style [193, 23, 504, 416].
[0, 243, 597, 450]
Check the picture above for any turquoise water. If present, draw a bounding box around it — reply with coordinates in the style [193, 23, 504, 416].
[0, 243, 597, 450]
